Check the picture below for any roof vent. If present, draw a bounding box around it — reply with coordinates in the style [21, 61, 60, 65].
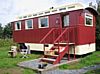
[50, 7, 54, 10]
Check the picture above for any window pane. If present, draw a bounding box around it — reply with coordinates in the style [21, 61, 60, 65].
[16, 22, 20, 29]
[27, 20, 32, 28]
[63, 15, 69, 26]
[41, 18, 48, 27]
[39, 17, 49, 28]
[25, 19, 33, 29]
[15, 21, 21, 30]
[85, 13, 93, 26]
[86, 18, 92, 25]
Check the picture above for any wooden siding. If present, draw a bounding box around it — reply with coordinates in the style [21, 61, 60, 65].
[12, 9, 96, 45]
[76, 26, 95, 45]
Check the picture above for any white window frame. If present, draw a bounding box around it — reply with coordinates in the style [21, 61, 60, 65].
[38, 16, 49, 28]
[63, 15, 69, 27]
[85, 13, 93, 26]
[15, 21, 21, 30]
[25, 19, 33, 29]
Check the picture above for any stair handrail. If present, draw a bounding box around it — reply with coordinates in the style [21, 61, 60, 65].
[40, 28, 55, 43]
[54, 28, 69, 43]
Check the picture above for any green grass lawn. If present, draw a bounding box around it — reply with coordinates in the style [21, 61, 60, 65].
[0, 39, 42, 74]
[59, 51, 100, 70]
[85, 68, 100, 74]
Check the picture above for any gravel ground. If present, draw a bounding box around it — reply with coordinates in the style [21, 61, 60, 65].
[18, 59, 100, 74]
[18, 58, 52, 70]
[41, 64, 100, 74]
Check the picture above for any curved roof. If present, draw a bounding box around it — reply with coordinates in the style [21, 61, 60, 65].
[13, 3, 98, 22]
[85, 7, 98, 16]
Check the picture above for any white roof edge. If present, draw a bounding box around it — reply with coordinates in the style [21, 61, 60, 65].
[12, 3, 85, 22]
[85, 6, 98, 15]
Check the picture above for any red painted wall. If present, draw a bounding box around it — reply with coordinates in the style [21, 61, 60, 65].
[13, 28, 53, 43]
[49, 14, 61, 28]
[76, 26, 95, 45]
[12, 9, 96, 45]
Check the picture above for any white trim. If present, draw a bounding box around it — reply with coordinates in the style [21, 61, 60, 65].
[69, 43, 95, 55]
[85, 13, 93, 26]
[25, 43, 53, 51]
[25, 43, 95, 55]
[15, 21, 21, 30]
[25, 19, 33, 29]
[38, 16, 49, 28]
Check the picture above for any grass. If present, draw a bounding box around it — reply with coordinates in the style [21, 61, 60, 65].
[59, 51, 100, 70]
[85, 68, 100, 74]
[0, 39, 14, 47]
[0, 39, 42, 74]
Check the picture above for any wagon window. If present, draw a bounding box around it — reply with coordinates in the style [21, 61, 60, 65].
[15, 21, 21, 30]
[25, 19, 33, 29]
[85, 13, 93, 26]
[63, 15, 69, 27]
[39, 16, 49, 28]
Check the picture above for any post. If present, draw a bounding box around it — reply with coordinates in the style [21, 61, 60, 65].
[67, 28, 70, 61]
[58, 40, 60, 63]
[74, 46, 76, 59]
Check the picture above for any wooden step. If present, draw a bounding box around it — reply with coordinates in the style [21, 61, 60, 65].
[45, 54, 58, 58]
[54, 43, 75, 45]
[52, 46, 59, 49]
[54, 47, 65, 52]
[41, 58, 56, 62]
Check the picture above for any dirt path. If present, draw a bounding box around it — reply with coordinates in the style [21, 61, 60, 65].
[40, 64, 100, 74]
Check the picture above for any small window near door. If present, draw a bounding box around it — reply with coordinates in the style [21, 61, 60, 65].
[25, 19, 33, 29]
[85, 13, 93, 26]
[63, 15, 69, 27]
[39, 16, 49, 28]
[15, 21, 21, 30]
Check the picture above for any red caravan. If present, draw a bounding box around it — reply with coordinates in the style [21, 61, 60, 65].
[11, 3, 98, 64]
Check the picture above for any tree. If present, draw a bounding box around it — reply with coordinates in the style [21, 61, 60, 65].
[96, 2, 100, 50]
[3, 23, 12, 39]
[0, 23, 3, 38]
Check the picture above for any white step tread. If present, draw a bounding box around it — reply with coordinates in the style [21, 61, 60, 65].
[54, 47, 65, 52]
[45, 54, 58, 57]
[52, 55, 58, 57]
[42, 58, 56, 61]
[55, 42, 75, 45]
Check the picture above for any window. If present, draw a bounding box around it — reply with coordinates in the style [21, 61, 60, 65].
[52, 9, 57, 12]
[63, 15, 69, 27]
[15, 21, 21, 30]
[25, 19, 33, 29]
[39, 16, 49, 28]
[39, 13, 43, 15]
[68, 6, 75, 9]
[45, 11, 50, 14]
[85, 13, 93, 26]
[59, 7, 66, 11]
[33, 14, 37, 16]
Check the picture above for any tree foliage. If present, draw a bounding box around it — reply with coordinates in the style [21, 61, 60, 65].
[3, 23, 12, 39]
[0, 23, 12, 39]
[96, 4, 100, 50]
[0, 23, 3, 38]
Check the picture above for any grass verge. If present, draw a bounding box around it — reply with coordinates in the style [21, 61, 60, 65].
[59, 51, 100, 70]
[85, 68, 100, 74]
